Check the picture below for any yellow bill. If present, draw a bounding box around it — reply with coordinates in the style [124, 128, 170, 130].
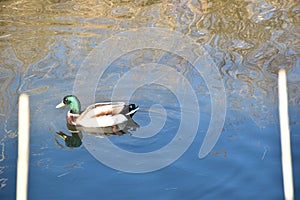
[56, 102, 65, 108]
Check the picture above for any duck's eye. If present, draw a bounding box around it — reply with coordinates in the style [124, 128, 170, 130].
[63, 97, 69, 104]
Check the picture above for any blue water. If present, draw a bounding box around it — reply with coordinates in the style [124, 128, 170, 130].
[1, 0, 300, 199]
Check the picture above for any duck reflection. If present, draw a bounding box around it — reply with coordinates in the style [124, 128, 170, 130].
[55, 118, 139, 148]
[55, 131, 83, 148]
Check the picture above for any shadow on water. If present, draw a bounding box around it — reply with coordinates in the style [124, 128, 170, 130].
[54, 118, 139, 148]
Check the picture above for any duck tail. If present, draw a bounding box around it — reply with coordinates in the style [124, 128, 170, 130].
[126, 104, 139, 117]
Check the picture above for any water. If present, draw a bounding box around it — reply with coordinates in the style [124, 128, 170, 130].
[1, 0, 299, 199]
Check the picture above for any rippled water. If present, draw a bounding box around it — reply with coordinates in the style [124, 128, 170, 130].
[0, 0, 299, 199]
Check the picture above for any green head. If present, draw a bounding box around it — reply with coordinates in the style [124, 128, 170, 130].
[56, 95, 81, 114]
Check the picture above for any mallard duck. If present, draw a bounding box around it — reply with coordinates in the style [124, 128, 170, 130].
[56, 95, 139, 128]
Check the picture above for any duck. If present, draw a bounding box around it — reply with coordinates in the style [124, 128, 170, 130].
[56, 95, 139, 128]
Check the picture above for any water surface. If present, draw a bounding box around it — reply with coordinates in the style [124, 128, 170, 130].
[0, 0, 299, 199]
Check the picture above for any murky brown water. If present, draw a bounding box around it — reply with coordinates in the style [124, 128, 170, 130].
[1, 0, 299, 123]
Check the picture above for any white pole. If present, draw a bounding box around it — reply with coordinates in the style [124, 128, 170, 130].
[278, 69, 294, 200]
[16, 94, 30, 200]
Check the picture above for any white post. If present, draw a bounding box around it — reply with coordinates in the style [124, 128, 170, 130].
[278, 69, 294, 200]
[16, 94, 30, 200]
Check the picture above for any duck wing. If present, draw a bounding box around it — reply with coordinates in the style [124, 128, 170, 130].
[76, 102, 137, 128]
[79, 102, 126, 119]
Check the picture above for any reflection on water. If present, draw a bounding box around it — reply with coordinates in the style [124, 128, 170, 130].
[54, 118, 139, 148]
[55, 131, 83, 148]
[0, 0, 298, 127]
[0, 0, 299, 199]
